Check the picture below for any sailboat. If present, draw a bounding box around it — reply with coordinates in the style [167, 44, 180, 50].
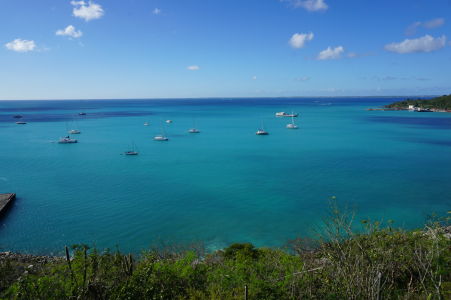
[286, 115, 299, 129]
[188, 119, 200, 133]
[256, 120, 269, 135]
[154, 123, 169, 141]
[66, 121, 81, 134]
[124, 142, 139, 155]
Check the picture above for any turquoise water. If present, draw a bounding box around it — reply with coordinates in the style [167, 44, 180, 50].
[0, 98, 450, 255]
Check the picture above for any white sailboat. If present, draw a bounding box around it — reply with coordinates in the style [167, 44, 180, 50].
[154, 123, 169, 141]
[188, 119, 200, 133]
[256, 120, 269, 135]
[67, 120, 81, 134]
[286, 115, 299, 129]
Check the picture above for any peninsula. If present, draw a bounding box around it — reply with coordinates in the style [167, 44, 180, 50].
[384, 94, 451, 112]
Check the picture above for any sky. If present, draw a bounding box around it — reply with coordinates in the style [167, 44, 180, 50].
[0, 0, 450, 100]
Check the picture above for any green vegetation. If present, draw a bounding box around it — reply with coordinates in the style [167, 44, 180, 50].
[1, 208, 450, 299]
[385, 94, 451, 110]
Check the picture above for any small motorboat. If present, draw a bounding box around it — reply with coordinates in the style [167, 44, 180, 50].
[153, 135, 169, 141]
[143, 122, 149, 126]
[165, 120, 172, 123]
[58, 136, 77, 144]
[68, 129, 81, 134]
[15, 121, 27, 125]
[275, 112, 298, 117]
[79, 112, 86, 115]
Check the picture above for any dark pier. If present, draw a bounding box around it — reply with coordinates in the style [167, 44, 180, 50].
[0, 193, 16, 216]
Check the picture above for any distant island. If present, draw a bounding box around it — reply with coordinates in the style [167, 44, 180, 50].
[384, 94, 451, 112]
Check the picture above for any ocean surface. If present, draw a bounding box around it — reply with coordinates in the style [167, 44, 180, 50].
[0, 97, 450, 255]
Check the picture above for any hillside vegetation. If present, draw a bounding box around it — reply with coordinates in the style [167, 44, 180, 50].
[385, 94, 451, 110]
[1, 208, 450, 299]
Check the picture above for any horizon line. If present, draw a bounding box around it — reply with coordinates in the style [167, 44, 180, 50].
[0, 94, 443, 101]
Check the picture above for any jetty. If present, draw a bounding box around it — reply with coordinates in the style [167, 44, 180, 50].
[0, 193, 16, 216]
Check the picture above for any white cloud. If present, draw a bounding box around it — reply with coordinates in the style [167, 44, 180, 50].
[56, 25, 83, 38]
[71, 1, 104, 21]
[289, 32, 314, 49]
[385, 35, 446, 54]
[281, 0, 328, 12]
[406, 18, 445, 35]
[423, 18, 445, 29]
[153, 8, 161, 15]
[405, 21, 422, 36]
[252, 76, 257, 80]
[5, 39, 36, 52]
[187, 65, 200, 71]
[317, 46, 344, 60]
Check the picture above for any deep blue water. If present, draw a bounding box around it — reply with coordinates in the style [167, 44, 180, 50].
[0, 97, 450, 255]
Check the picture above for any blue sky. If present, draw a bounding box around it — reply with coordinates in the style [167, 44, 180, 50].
[0, 0, 450, 99]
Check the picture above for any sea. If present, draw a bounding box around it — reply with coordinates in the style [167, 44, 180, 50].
[0, 97, 450, 255]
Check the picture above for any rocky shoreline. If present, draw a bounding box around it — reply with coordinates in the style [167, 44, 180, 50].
[0, 251, 64, 265]
[0, 251, 64, 292]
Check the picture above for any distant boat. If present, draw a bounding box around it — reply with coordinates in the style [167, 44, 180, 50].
[13, 115, 22, 119]
[124, 142, 139, 155]
[256, 121, 269, 135]
[165, 120, 172, 124]
[286, 116, 299, 129]
[143, 122, 149, 126]
[79, 112, 86, 115]
[415, 108, 433, 112]
[58, 136, 77, 144]
[67, 121, 81, 134]
[275, 112, 298, 117]
[154, 123, 169, 141]
[15, 121, 27, 125]
[188, 119, 200, 133]
[153, 135, 169, 141]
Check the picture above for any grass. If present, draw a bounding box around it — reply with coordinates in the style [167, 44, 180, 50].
[1, 206, 450, 299]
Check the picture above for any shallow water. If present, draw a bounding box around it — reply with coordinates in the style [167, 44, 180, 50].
[0, 98, 450, 255]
